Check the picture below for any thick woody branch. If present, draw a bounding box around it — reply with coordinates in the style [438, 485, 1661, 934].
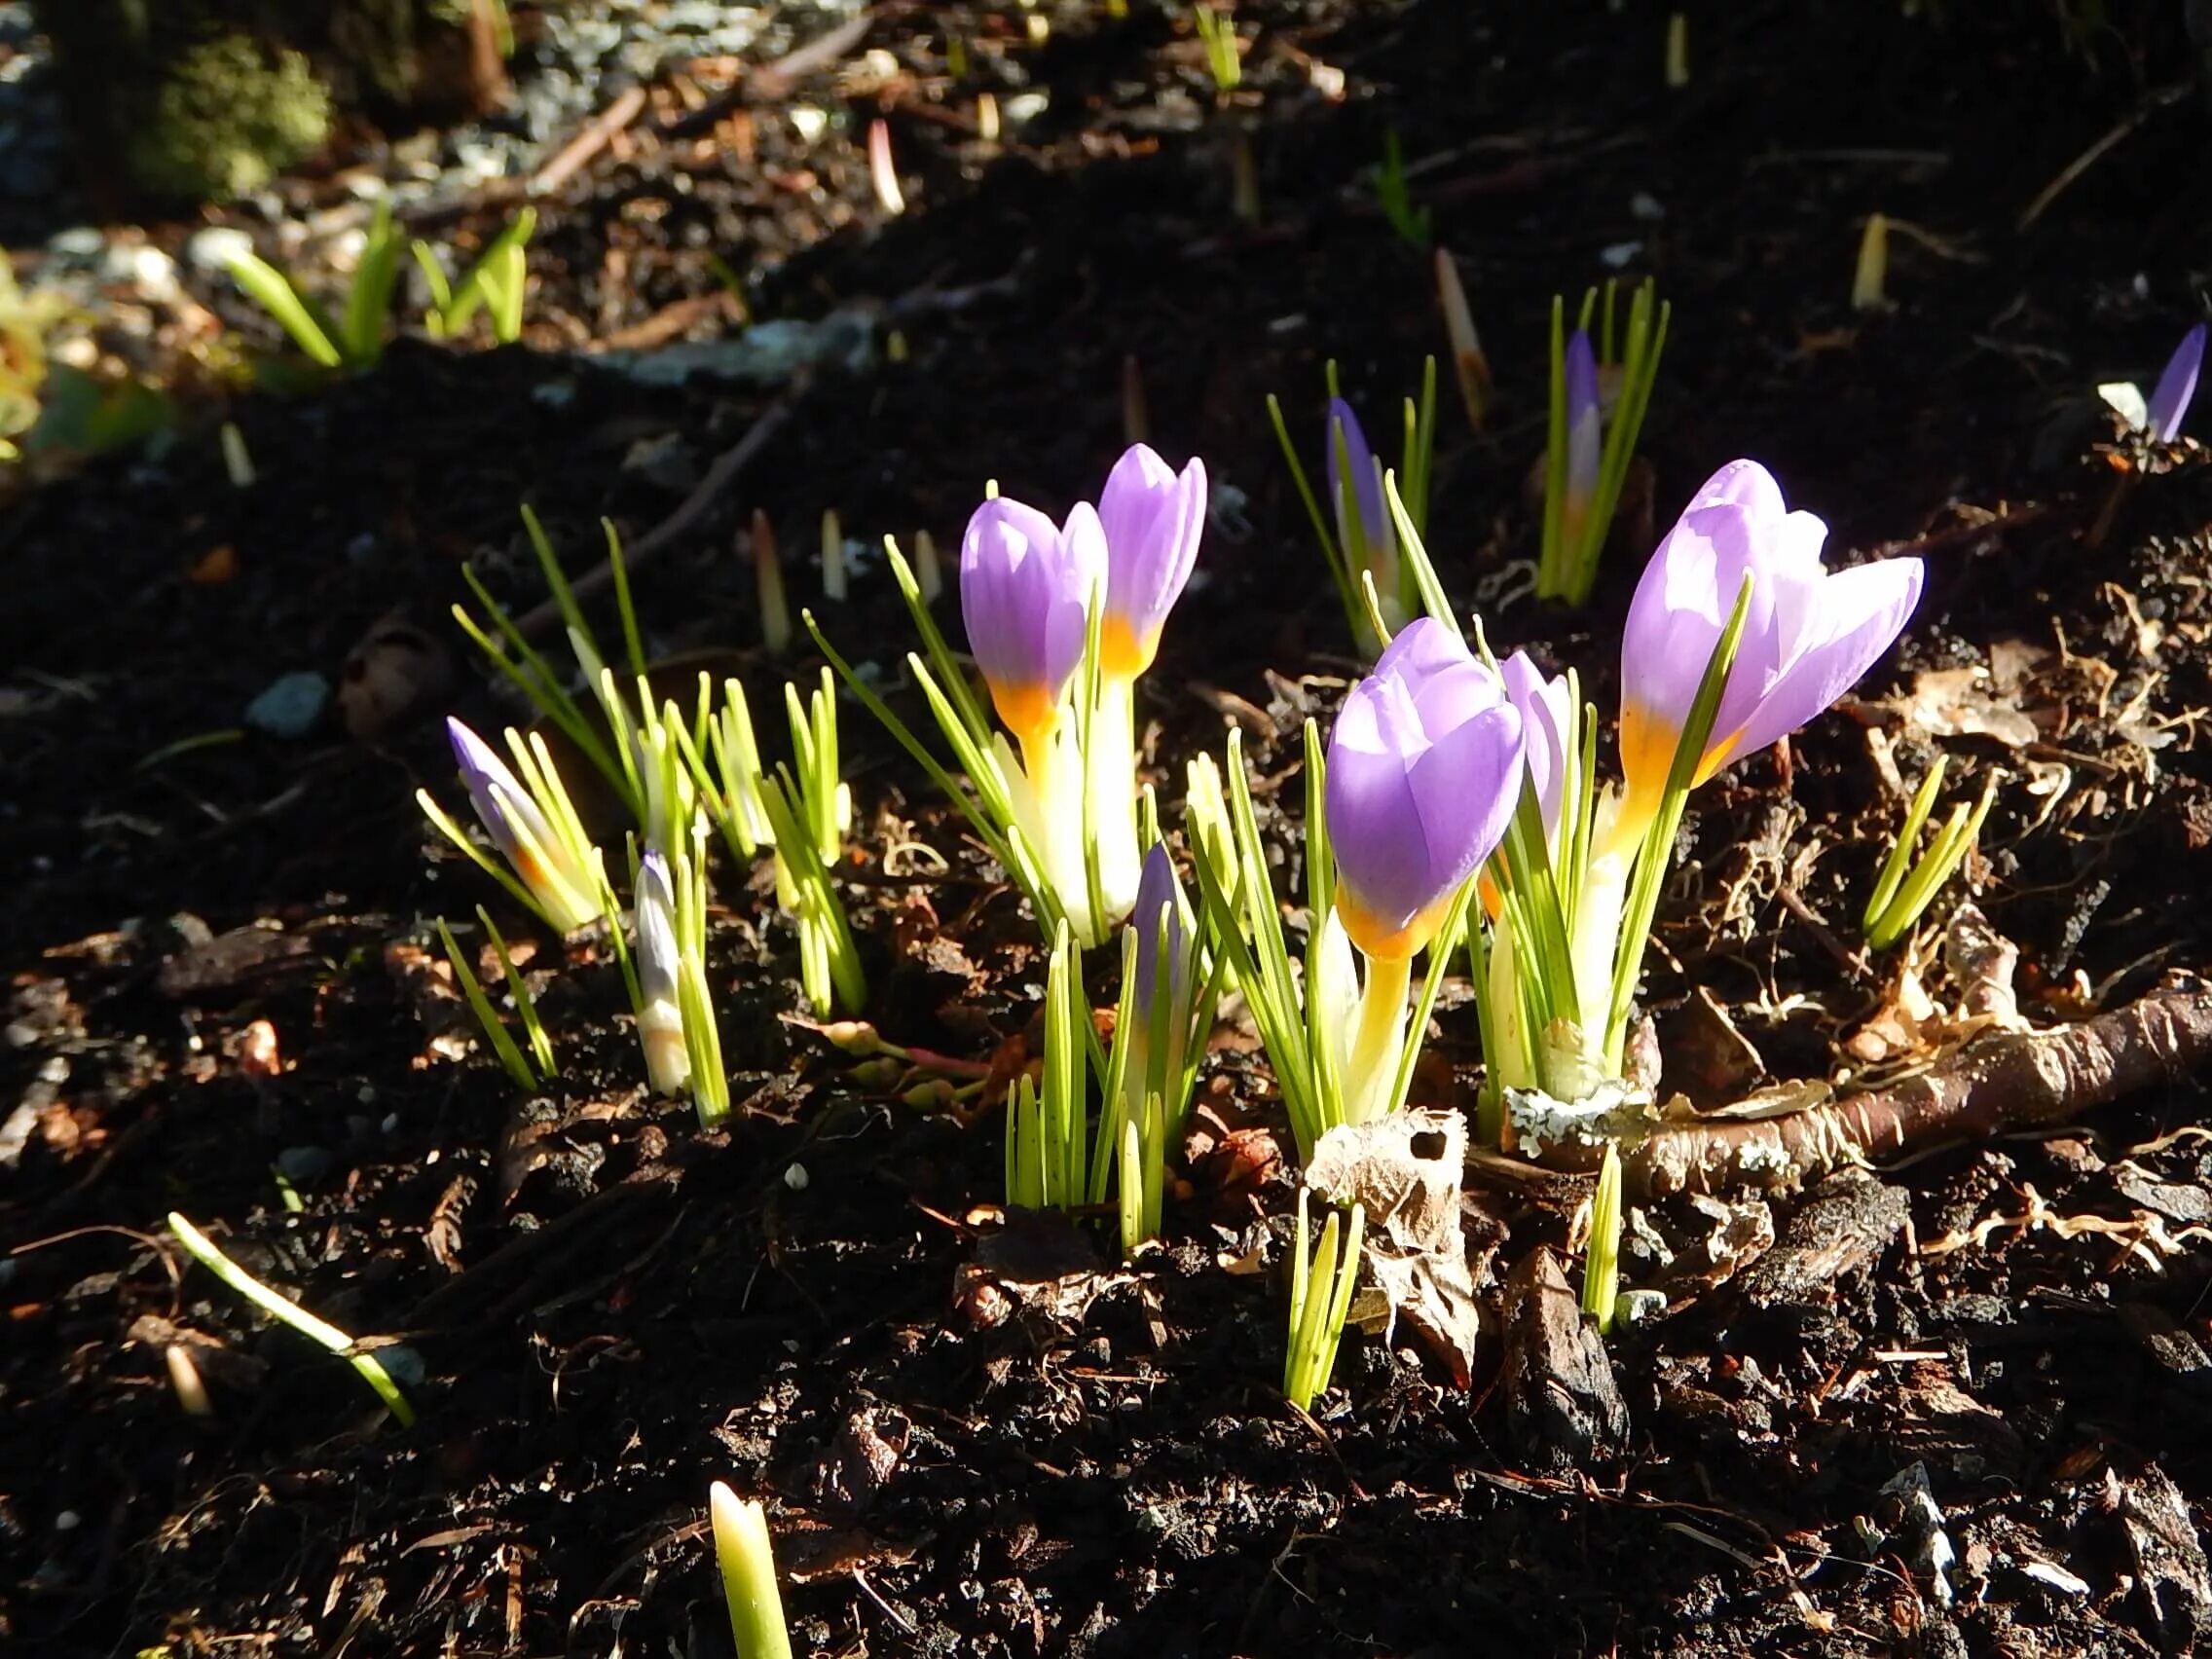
[1626, 985, 2212, 1198]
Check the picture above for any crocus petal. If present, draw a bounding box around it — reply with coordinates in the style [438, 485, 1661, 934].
[1563, 330, 1602, 526]
[1501, 651, 1571, 841]
[1722, 556, 1925, 764]
[2149, 323, 2205, 443]
[1325, 397, 1392, 554]
[959, 496, 1095, 740]
[1618, 461, 1923, 812]
[1328, 618, 1526, 957]
[448, 718, 559, 867]
[1130, 842, 1189, 1016]
[1098, 445, 1206, 677]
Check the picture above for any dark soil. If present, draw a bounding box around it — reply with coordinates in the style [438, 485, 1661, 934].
[9, 3, 2212, 1655]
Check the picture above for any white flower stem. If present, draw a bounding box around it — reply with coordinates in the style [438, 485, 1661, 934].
[1344, 948, 1413, 1124]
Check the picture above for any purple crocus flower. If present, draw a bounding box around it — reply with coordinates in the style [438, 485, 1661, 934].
[959, 495, 1104, 745]
[1130, 842, 1190, 1017]
[1326, 397, 1396, 574]
[2148, 322, 2204, 443]
[634, 850, 689, 1096]
[1500, 650, 1573, 846]
[1617, 460, 1923, 834]
[1326, 618, 1526, 960]
[1561, 329, 1602, 546]
[1097, 444, 1206, 680]
[446, 717, 600, 933]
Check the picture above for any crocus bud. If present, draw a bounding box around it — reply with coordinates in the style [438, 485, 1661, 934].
[446, 718, 602, 935]
[1096, 444, 1206, 679]
[1130, 843, 1191, 1019]
[1325, 396, 1396, 588]
[959, 496, 1103, 747]
[1325, 618, 1526, 960]
[2148, 322, 2204, 443]
[1561, 329, 1602, 549]
[1500, 650, 1574, 848]
[634, 850, 690, 1097]
[1617, 460, 1922, 834]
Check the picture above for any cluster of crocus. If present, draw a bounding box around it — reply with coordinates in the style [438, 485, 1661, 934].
[1267, 363, 1438, 657]
[1536, 279, 1669, 607]
[823, 444, 1205, 948]
[2099, 321, 2204, 444]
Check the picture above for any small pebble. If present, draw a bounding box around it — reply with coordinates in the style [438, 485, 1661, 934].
[276, 1147, 332, 1186]
[243, 672, 332, 739]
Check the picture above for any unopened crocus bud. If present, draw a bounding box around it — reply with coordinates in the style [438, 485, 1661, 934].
[1500, 650, 1574, 848]
[1130, 843, 1191, 1019]
[959, 496, 1102, 748]
[1326, 618, 1526, 961]
[1325, 397, 1396, 593]
[1561, 329, 1602, 551]
[1617, 460, 1922, 841]
[634, 851, 691, 1097]
[2148, 322, 2204, 443]
[1096, 444, 1206, 679]
[445, 718, 602, 934]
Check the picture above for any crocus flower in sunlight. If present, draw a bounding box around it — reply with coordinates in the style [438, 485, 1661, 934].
[1326, 397, 1401, 619]
[633, 850, 690, 1097]
[445, 717, 603, 934]
[1559, 329, 1602, 554]
[1327, 618, 1526, 961]
[2148, 322, 2204, 443]
[1616, 460, 1923, 841]
[1097, 444, 1206, 680]
[959, 497, 1103, 746]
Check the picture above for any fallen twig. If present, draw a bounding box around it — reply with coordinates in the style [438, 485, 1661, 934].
[533, 84, 649, 196]
[1629, 983, 2212, 1198]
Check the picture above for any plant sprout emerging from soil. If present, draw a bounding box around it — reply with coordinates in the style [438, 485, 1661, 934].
[1374, 130, 1432, 249]
[1862, 755, 1995, 952]
[629, 829, 730, 1126]
[709, 1484, 794, 1659]
[1096, 844, 1223, 1252]
[1006, 920, 1089, 1212]
[1580, 1142, 1625, 1334]
[436, 908, 554, 1088]
[1283, 1190, 1364, 1412]
[1267, 359, 1439, 656]
[414, 206, 536, 347]
[1192, 4, 1242, 93]
[166, 1213, 416, 1427]
[1536, 278, 1670, 607]
[223, 200, 404, 372]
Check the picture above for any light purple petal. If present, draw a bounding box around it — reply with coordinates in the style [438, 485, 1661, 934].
[1726, 556, 1925, 760]
[959, 496, 1093, 709]
[1501, 651, 1570, 840]
[1098, 445, 1206, 650]
[2149, 323, 2205, 443]
[1325, 396, 1391, 553]
[1130, 842, 1189, 1017]
[447, 716, 550, 866]
[1327, 641, 1526, 943]
[1564, 331, 1602, 506]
